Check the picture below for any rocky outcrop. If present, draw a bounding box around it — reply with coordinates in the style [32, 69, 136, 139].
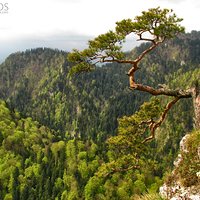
[160, 133, 200, 200]
[160, 182, 200, 200]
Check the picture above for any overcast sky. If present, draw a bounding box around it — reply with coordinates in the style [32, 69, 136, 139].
[0, 0, 200, 62]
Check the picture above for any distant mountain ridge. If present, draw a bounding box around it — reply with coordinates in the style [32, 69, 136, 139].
[0, 31, 200, 141]
[0, 31, 200, 199]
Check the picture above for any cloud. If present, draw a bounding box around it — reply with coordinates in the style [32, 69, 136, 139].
[162, 0, 200, 6]
[1, 0, 199, 63]
[161, 0, 187, 4]
[0, 32, 92, 63]
[0, 32, 140, 63]
[51, 0, 81, 3]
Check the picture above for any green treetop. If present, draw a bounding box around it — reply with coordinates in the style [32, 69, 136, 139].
[68, 7, 184, 76]
[68, 7, 200, 140]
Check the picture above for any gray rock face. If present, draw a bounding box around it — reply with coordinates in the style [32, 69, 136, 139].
[160, 182, 200, 200]
[160, 134, 200, 200]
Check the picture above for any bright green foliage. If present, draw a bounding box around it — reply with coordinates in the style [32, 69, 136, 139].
[84, 176, 104, 200]
[0, 100, 102, 199]
[108, 98, 163, 155]
[132, 193, 165, 200]
[89, 98, 163, 180]
[0, 32, 200, 199]
[67, 30, 125, 76]
[82, 98, 166, 199]
[133, 180, 147, 194]
[0, 34, 199, 142]
[68, 7, 184, 76]
[174, 130, 200, 187]
[131, 8, 184, 39]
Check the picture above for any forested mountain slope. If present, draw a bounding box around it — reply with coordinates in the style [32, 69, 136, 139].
[1, 32, 200, 154]
[0, 31, 200, 199]
[0, 100, 102, 199]
[0, 48, 141, 141]
[1, 31, 200, 141]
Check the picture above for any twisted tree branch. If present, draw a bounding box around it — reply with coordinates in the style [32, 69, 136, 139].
[142, 97, 181, 143]
[130, 84, 192, 98]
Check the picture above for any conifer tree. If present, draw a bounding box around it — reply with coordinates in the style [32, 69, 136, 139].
[68, 7, 200, 138]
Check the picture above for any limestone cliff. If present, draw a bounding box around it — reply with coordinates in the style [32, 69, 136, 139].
[160, 130, 200, 200]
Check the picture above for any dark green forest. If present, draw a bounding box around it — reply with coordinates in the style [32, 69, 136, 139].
[0, 31, 200, 199]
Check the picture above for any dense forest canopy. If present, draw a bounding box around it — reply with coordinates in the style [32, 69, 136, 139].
[68, 7, 199, 138]
[0, 16, 200, 199]
[66, 7, 200, 199]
